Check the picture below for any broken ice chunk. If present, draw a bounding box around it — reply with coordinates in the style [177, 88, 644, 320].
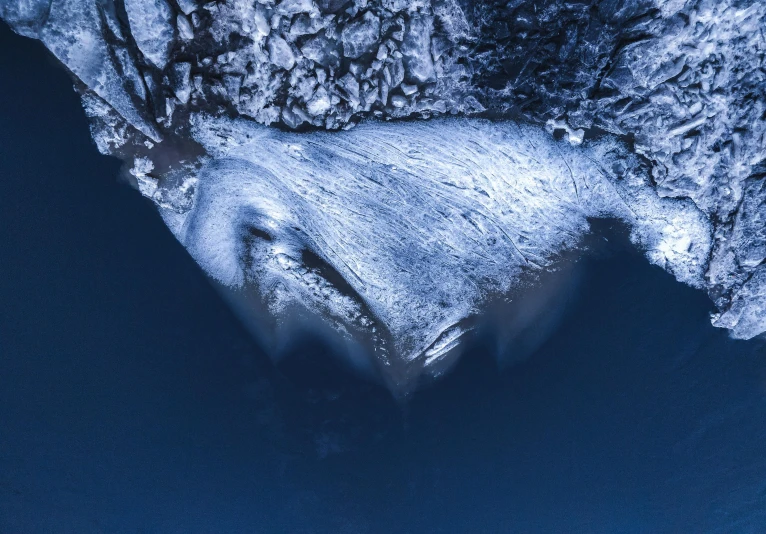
[337, 72, 360, 105]
[290, 13, 329, 36]
[276, 0, 314, 16]
[348, 62, 364, 78]
[381, 0, 409, 13]
[268, 35, 296, 70]
[223, 74, 243, 103]
[169, 62, 192, 104]
[431, 100, 447, 113]
[124, 0, 176, 70]
[0, 0, 51, 37]
[114, 46, 148, 102]
[389, 56, 405, 88]
[390, 94, 406, 107]
[99, 0, 126, 41]
[400, 82, 417, 96]
[176, 0, 197, 15]
[315, 0, 347, 13]
[379, 78, 389, 105]
[281, 106, 304, 128]
[361, 80, 378, 108]
[545, 119, 585, 146]
[253, 5, 271, 37]
[177, 14, 194, 40]
[401, 14, 435, 83]
[301, 34, 341, 69]
[40, 0, 162, 142]
[130, 157, 157, 197]
[293, 74, 319, 101]
[341, 11, 380, 59]
[306, 85, 331, 115]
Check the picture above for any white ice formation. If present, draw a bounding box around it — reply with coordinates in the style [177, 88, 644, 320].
[2, 0, 764, 388]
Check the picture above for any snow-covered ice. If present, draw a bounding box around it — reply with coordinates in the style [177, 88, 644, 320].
[1, 0, 764, 387]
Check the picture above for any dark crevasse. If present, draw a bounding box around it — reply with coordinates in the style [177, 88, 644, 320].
[1, 23, 766, 534]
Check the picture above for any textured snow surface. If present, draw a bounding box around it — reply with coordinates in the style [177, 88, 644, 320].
[1, 0, 765, 385]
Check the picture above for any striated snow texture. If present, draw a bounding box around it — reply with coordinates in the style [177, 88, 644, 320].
[1, 0, 764, 387]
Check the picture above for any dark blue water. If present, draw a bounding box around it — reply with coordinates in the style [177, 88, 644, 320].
[2, 25, 766, 533]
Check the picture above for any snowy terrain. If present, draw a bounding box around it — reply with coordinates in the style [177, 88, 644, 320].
[1, 0, 764, 387]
